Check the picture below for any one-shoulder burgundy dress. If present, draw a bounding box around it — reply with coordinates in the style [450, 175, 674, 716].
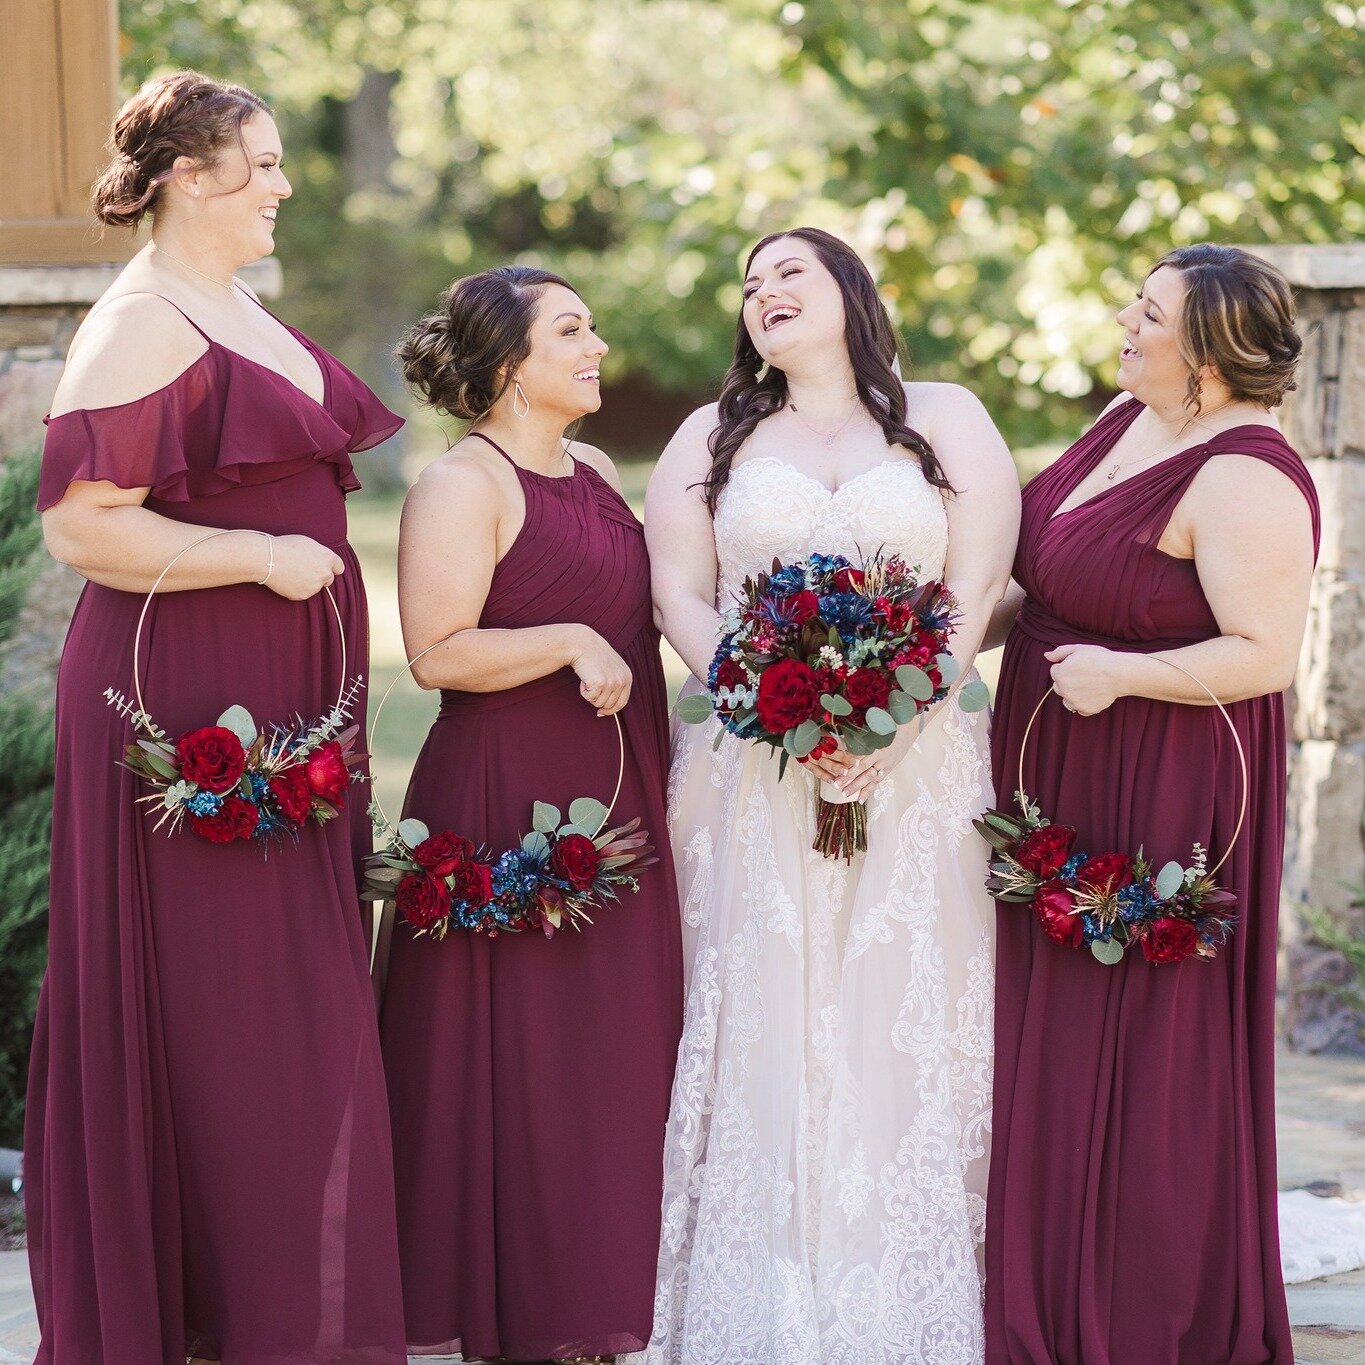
[986, 398, 1320, 1364]
[378, 435, 684, 1361]
[26, 295, 407, 1364]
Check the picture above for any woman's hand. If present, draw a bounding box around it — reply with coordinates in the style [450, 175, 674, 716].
[568, 626, 633, 715]
[830, 720, 922, 803]
[265, 535, 346, 601]
[1044, 643, 1125, 716]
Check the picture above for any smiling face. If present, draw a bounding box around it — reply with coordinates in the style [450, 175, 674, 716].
[1115, 265, 1199, 407]
[741, 236, 848, 369]
[513, 283, 609, 419]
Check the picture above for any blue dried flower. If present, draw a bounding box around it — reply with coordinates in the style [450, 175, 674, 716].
[1059, 854, 1085, 881]
[186, 790, 223, 816]
[768, 563, 809, 594]
[492, 848, 542, 901]
[819, 592, 875, 634]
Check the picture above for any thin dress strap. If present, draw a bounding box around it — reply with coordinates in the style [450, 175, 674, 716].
[467, 430, 519, 468]
[86, 289, 218, 342]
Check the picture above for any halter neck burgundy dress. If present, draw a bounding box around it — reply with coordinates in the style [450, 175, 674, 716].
[986, 398, 1319, 1364]
[27, 295, 407, 1364]
[377, 435, 684, 1361]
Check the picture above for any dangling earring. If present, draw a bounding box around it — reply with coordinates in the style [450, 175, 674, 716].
[513, 380, 530, 419]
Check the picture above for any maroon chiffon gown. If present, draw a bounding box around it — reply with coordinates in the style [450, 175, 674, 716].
[986, 398, 1320, 1364]
[26, 296, 407, 1364]
[378, 435, 684, 1361]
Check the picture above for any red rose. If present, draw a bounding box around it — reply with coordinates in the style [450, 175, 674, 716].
[1078, 851, 1134, 896]
[412, 831, 475, 877]
[176, 726, 247, 794]
[755, 658, 822, 733]
[305, 740, 350, 805]
[1033, 881, 1084, 947]
[187, 795, 259, 844]
[1141, 916, 1199, 965]
[448, 859, 494, 906]
[1015, 823, 1078, 878]
[833, 566, 865, 592]
[714, 658, 748, 693]
[550, 832, 602, 890]
[784, 590, 820, 624]
[843, 668, 893, 712]
[396, 871, 447, 931]
[268, 767, 313, 825]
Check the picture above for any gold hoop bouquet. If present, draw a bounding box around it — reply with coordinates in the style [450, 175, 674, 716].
[361, 638, 657, 940]
[105, 529, 365, 846]
[973, 658, 1246, 966]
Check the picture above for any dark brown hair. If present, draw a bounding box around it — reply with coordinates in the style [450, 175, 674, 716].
[397, 265, 575, 419]
[91, 71, 271, 228]
[1149, 244, 1302, 413]
[702, 227, 950, 512]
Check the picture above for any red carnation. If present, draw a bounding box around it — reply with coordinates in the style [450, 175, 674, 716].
[714, 658, 748, 693]
[176, 726, 247, 794]
[755, 658, 822, 733]
[843, 668, 893, 712]
[268, 767, 313, 825]
[1015, 823, 1078, 878]
[833, 566, 865, 592]
[188, 795, 259, 844]
[305, 740, 350, 806]
[448, 859, 494, 906]
[1141, 916, 1200, 965]
[1078, 851, 1134, 896]
[784, 590, 821, 624]
[1033, 881, 1084, 947]
[396, 871, 447, 931]
[550, 833, 602, 891]
[412, 831, 475, 877]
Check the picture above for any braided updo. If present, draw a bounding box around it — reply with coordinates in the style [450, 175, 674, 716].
[398, 266, 574, 419]
[91, 70, 271, 227]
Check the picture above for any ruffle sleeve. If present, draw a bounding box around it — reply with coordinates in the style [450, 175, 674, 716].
[315, 347, 405, 453]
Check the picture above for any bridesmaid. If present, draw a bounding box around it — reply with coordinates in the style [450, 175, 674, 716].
[985, 244, 1316, 1363]
[27, 73, 406, 1362]
[379, 267, 683, 1363]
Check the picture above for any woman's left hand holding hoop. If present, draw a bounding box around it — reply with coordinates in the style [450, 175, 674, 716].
[264, 534, 347, 601]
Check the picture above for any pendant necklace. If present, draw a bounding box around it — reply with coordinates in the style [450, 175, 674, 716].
[153, 244, 239, 295]
[788, 396, 861, 447]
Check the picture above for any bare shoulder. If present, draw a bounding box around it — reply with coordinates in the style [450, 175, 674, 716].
[902, 380, 989, 423]
[902, 380, 1012, 482]
[50, 293, 209, 417]
[657, 403, 720, 474]
[1188, 448, 1311, 523]
[406, 444, 504, 517]
[566, 439, 624, 494]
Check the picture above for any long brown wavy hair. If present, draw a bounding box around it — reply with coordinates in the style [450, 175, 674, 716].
[701, 227, 951, 512]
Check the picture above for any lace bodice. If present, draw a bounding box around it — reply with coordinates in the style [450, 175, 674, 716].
[714, 455, 950, 602]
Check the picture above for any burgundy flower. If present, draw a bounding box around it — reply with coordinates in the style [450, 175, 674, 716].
[1033, 881, 1084, 948]
[1140, 916, 1200, 965]
[1078, 851, 1134, 896]
[783, 590, 821, 625]
[833, 566, 865, 592]
[188, 795, 259, 844]
[550, 833, 602, 891]
[268, 767, 313, 825]
[714, 658, 748, 693]
[448, 860, 494, 906]
[176, 726, 247, 794]
[412, 831, 475, 877]
[843, 668, 893, 713]
[755, 659, 822, 733]
[305, 740, 350, 805]
[396, 871, 447, 931]
[1015, 823, 1078, 878]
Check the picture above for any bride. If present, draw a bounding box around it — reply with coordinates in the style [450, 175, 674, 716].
[642, 227, 1020, 1364]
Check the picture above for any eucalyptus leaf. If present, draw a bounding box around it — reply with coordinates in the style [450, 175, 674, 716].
[532, 801, 562, 834]
[865, 727, 897, 750]
[957, 679, 991, 712]
[935, 652, 961, 685]
[782, 727, 800, 755]
[778, 749, 790, 782]
[568, 796, 609, 831]
[676, 692, 716, 725]
[896, 665, 934, 701]
[1155, 861, 1186, 900]
[865, 706, 896, 736]
[843, 728, 874, 756]
[887, 690, 920, 725]
[821, 692, 853, 717]
[792, 719, 822, 758]
[711, 726, 726, 752]
[396, 817, 430, 848]
[216, 703, 258, 747]
[1091, 938, 1126, 965]
[521, 831, 551, 859]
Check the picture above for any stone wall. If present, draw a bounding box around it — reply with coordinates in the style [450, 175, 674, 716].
[1256, 245, 1365, 1053]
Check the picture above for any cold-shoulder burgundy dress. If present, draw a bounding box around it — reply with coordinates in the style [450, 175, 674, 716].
[26, 296, 407, 1364]
[986, 398, 1320, 1364]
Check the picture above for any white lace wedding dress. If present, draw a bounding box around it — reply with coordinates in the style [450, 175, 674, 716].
[645, 456, 996, 1365]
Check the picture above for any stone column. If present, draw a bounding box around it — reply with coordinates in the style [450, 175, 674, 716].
[1252, 244, 1365, 1053]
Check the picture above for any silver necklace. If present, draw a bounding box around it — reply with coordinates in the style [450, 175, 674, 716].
[788, 396, 861, 447]
[152, 244, 239, 296]
[1104, 405, 1228, 481]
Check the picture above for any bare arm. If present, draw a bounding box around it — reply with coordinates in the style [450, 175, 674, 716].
[983, 579, 1027, 652]
[1047, 454, 1315, 713]
[398, 456, 632, 713]
[644, 406, 724, 682]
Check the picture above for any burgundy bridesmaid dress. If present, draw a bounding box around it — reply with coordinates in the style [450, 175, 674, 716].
[986, 398, 1320, 1364]
[26, 297, 407, 1364]
[378, 434, 684, 1361]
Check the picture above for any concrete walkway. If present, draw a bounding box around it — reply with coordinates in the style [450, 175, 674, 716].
[2, 1047, 1362, 1362]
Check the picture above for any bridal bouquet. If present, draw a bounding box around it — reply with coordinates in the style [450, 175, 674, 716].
[679, 552, 987, 859]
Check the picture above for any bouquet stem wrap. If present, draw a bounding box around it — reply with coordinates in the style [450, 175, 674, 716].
[816, 779, 867, 860]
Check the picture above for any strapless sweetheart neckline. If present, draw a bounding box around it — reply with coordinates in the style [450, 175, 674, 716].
[728, 454, 925, 499]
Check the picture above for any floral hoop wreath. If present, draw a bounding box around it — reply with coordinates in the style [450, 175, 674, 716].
[361, 637, 657, 940]
[974, 656, 1248, 965]
[104, 528, 366, 846]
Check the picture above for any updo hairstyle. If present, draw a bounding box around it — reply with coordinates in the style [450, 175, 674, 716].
[397, 266, 573, 419]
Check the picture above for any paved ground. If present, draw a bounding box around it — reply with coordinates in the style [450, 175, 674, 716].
[2, 1047, 1362, 1363]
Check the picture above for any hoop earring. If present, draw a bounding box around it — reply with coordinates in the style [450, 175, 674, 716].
[513, 380, 530, 419]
